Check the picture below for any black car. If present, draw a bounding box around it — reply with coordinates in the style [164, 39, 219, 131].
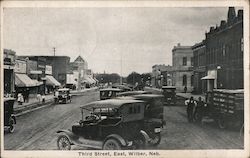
[56, 99, 150, 150]
[99, 88, 123, 100]
[4, 97, 16, 133]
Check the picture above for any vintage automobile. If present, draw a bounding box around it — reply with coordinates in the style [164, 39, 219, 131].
[57, 88, 72, 104]
[99, 88, 123, 100]
[117, 90, 152, 97]
[162, 86, 177, 106]
[117, 94, 164, 146]
[4, 97, 17, 133]
[112, 84, 132, 92]
[56, 99, 150, 150]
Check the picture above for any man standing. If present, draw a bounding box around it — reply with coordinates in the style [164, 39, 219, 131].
[193, 97, 205, 123]
[185, 96, 196, 122]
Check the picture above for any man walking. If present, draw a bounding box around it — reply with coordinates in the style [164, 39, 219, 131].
[185, 96, 196, 122]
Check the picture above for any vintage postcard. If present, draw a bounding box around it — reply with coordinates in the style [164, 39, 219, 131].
[1, 0, 249, 158]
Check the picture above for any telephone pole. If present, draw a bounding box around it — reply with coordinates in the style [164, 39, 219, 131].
[53, 47, 56, 56]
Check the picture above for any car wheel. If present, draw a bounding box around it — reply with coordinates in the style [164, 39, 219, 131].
[57, 135, 71, 150]
[217, 117, 227, 129]
[149, 133, 161, 146]
[103, 139, 121, 150]
[8, 118, 15, 133]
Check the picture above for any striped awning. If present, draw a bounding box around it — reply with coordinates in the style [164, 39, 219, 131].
[15, 74, 37, 87]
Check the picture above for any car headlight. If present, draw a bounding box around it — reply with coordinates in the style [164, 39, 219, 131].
[154, 128, 161, 133]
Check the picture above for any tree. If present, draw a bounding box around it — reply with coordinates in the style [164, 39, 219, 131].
[126, 72, 142, 85]
[95, 73, 121, 84]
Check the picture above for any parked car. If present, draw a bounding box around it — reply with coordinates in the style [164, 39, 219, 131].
[117, 94, 164, 146]
[4, 97, 16, 133]
[162, 86, 177, 106]
[112, 84, 132, 92]
[56, 99, 150, 150]
[57, 88, 72, 104]
[99, 88, 123, 100]
[117, 90, 152, 97]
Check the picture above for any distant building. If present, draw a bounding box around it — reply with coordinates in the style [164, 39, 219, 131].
[3, 49, 16, 95]
[151, 64, 173, 88]
[202, 7, 243, 91]
[172, 43, 194, 92]
[67, 55, 97, 90]
[192, 41, 206, 94]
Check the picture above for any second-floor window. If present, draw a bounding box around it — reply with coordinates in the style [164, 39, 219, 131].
[183, 57, 187, 66]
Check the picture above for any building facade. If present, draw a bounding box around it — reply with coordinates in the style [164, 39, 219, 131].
[192, 41, 206, 94]
[172, 43, 194, 92]
[203, 7, 243, 91]
[151, 64, 173, 88]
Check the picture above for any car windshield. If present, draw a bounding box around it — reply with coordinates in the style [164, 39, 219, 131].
[163, 89, 173, 93]
[59, 91, 69, 95]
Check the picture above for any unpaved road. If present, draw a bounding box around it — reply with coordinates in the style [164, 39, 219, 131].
[4, 91, 243, 150]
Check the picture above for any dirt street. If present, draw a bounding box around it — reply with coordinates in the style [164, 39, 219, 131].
[4, 91, 243, 150]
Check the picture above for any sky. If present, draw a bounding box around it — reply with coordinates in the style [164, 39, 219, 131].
[3, 7, 237, 76]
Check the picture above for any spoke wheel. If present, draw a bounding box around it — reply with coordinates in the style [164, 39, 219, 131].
[57, 135, 71, 150]
[149, 133, 161, 146]
[103, 139, 121, 150]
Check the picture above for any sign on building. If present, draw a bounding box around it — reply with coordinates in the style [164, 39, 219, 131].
[45, 65, 52, 75]
[14, 60, 26, 74]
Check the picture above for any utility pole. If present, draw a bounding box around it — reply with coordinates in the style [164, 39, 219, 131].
[53, 47, 56, 56]
[120, 51, 122, 84]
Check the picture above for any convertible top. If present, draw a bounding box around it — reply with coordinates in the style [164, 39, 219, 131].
[81, 99, 145, 109]
[162, 86, 176, 89]
[100, 88, 123, 92]
[117, 90, 152, 96]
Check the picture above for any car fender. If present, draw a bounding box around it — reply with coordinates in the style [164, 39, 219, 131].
[140, 130, 150, 146]
[11, 115, 16, 124]
[57, 129, 79, 145]
[104, 134, 127, 146]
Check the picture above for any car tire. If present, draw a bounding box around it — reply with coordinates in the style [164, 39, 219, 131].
[149, 133, 161, 146]
[57, 135, 71, 150]
[103, 139, 121, 150]
[8, 118, 15, 133]
[217, 117, 227, 129]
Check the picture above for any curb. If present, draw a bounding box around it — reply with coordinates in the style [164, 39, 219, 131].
[14, 88, 98, 117]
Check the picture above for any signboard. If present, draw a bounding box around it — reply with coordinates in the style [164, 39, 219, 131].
[45, 65, 52, 75]
[14, 60, 26, 74]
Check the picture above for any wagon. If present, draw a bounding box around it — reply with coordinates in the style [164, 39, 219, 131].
[56, 99, 150, 150]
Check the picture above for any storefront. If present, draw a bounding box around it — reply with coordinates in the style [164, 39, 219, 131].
[45, 65, 61, 93]
[4, 49, 16, 96]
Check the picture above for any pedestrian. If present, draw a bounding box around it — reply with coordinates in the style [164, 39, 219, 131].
[193, 97, 204, 123]
[22, 90, 26, 103]
[184, 86, 187, 93]
[37, 93, 42, 103]
[185, 96, 196, 122]
[17, 93, 24, 105]
[54, 90, 59, 103]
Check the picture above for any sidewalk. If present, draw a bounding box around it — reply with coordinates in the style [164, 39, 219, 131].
[14, 87, 98, 116]
[176, 93, 205, 101]
[14, 94, 55, 114]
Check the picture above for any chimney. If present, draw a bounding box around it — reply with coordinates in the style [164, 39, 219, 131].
[177, 43, 181, 47]
[227, 7, 236, 24]
[237, 10, 243, 20]
[210, 26, 215, 32]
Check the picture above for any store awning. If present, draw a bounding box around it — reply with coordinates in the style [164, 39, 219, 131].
[46, 75, 61, 86]
[201, 75, 215, 80]
[81, 76, 95, 84]
[15, 74, 37, 87]
[32, 80, 43, 86]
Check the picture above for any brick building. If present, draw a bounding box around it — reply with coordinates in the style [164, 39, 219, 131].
[192, 41, 206, 94]
[201, 7, 243, 91]
[172, 43, 194, 92]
